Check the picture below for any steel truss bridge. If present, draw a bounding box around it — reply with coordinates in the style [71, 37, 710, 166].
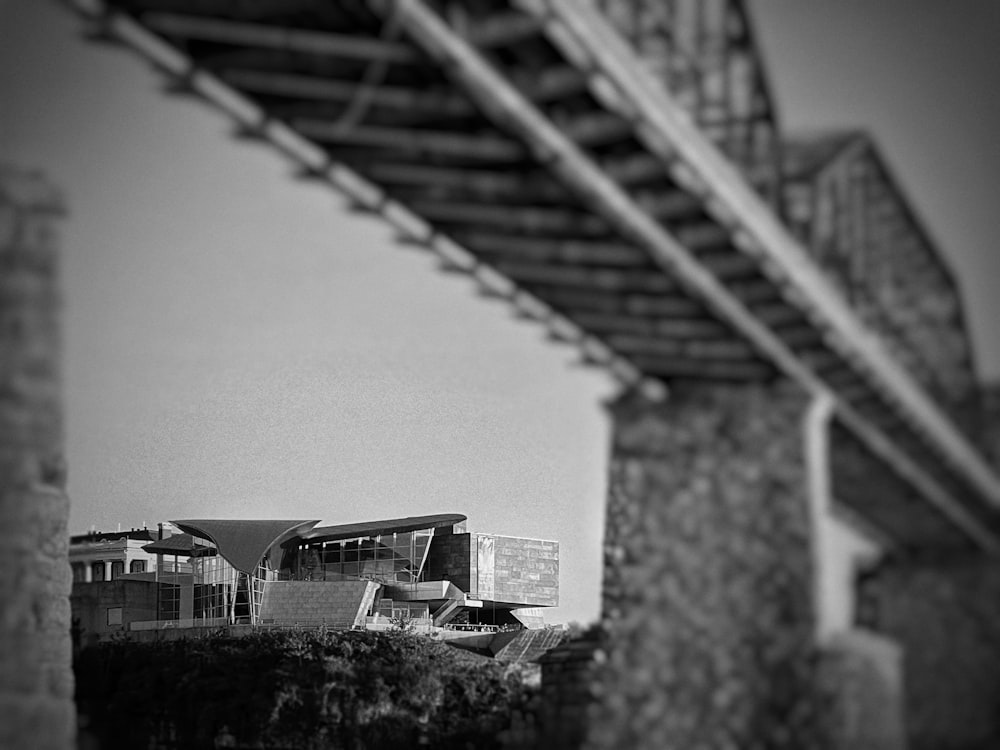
[63, 0, 1000, 554]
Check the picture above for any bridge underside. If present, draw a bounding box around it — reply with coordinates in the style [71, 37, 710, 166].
[42, 2, 1000, 749]
[69, 0, 1000, 556]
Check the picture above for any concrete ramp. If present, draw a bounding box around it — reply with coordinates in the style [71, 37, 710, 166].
[259, 580, 379, 629]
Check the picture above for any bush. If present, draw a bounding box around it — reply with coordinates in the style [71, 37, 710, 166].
[75, 629, 535, 749]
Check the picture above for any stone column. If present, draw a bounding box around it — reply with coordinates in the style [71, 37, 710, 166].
[588, 379, 825, 749]
[863, 554, 1000, 750]
[0, 166, 74, 749]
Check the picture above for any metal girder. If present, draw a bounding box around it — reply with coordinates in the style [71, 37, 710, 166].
[295, 120, 527, 162]
[143, 13, 418, 62]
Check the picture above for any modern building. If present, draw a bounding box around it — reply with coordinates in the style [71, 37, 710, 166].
[69, 514, 558, 640]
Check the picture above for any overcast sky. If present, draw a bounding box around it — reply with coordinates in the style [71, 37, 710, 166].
[2, 1, 997, 625]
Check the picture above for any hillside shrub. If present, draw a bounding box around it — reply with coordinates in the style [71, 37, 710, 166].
[75, 629, 535, 749]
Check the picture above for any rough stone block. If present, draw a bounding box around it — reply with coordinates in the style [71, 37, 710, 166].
[0, 165, 72, 749]
[585, 381, 824, 749]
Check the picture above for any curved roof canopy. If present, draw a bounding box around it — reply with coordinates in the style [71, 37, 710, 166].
[302, 514, 466, 544]
[173, 519, 320, 573]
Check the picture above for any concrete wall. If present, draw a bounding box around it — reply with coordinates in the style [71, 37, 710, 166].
[0, 165, 74, 749]
[71, 580, 158, 643]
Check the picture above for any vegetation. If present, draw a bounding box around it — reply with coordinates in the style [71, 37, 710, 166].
[75, 629, 536, 749]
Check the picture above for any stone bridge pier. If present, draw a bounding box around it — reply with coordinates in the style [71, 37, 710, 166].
[0, 166, 75, 750]
[544, 376, 1000, 750]
[590, 379, 827, 749]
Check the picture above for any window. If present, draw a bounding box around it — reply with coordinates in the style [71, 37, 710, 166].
[91, 562, 105, 582]
[71, 563, 85, 583]
[129, 559, 146, 574]
[110, 561, 124, 580]
[107, 607, 123, 626]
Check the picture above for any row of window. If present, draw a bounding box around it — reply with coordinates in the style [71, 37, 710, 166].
[71, 559, 147, 582]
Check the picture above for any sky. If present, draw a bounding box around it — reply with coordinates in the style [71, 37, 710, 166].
[2, 0, 998, 625]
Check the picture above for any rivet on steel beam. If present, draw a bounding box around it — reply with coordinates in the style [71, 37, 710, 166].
[162, 67, 200, 97]
[438, 259, 478, 275]
[545, 317, 582, 345]
[394, 228, 437, 250]
[292, 163, 331, 182]
[476, 284, 515, 302]
[231, 118, 270, 142]
[509, 292, 549, 323]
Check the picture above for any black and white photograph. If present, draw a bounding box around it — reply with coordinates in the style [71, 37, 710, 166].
[2, 1, 999, 748]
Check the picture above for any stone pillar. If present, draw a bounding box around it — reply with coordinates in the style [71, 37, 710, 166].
[588, 379, 825, 749]
[0, 166, 74, 749]
[819, 629, 905, 750]
[863, 554, 1000, 750]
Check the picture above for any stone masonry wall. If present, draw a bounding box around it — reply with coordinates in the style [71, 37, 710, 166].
[259, 580, 379, 628]
[866, 555, 1000, 750]
[0, 166, 74, 749]
[475, 533, 559, 607]
[538, 637, 604, 750]
[587, 380, 825, 749]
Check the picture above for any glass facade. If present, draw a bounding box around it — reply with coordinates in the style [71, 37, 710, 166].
[284, 530, 435, 584]
[154, 549, 277, 626]
[191, 555, 238, 623]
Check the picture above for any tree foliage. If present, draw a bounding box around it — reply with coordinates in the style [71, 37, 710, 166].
[75, 629, 535, 749]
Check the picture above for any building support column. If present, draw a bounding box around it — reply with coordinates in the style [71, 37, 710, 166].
[0, 166, 74, 749]
[589, 379, 825, 749]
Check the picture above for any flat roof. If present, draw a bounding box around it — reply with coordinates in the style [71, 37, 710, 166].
[70, 529, 156, 544]
[141, 533, 216, 557]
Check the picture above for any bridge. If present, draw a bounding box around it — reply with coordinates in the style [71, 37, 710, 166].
[4, 0, 1000, 748]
